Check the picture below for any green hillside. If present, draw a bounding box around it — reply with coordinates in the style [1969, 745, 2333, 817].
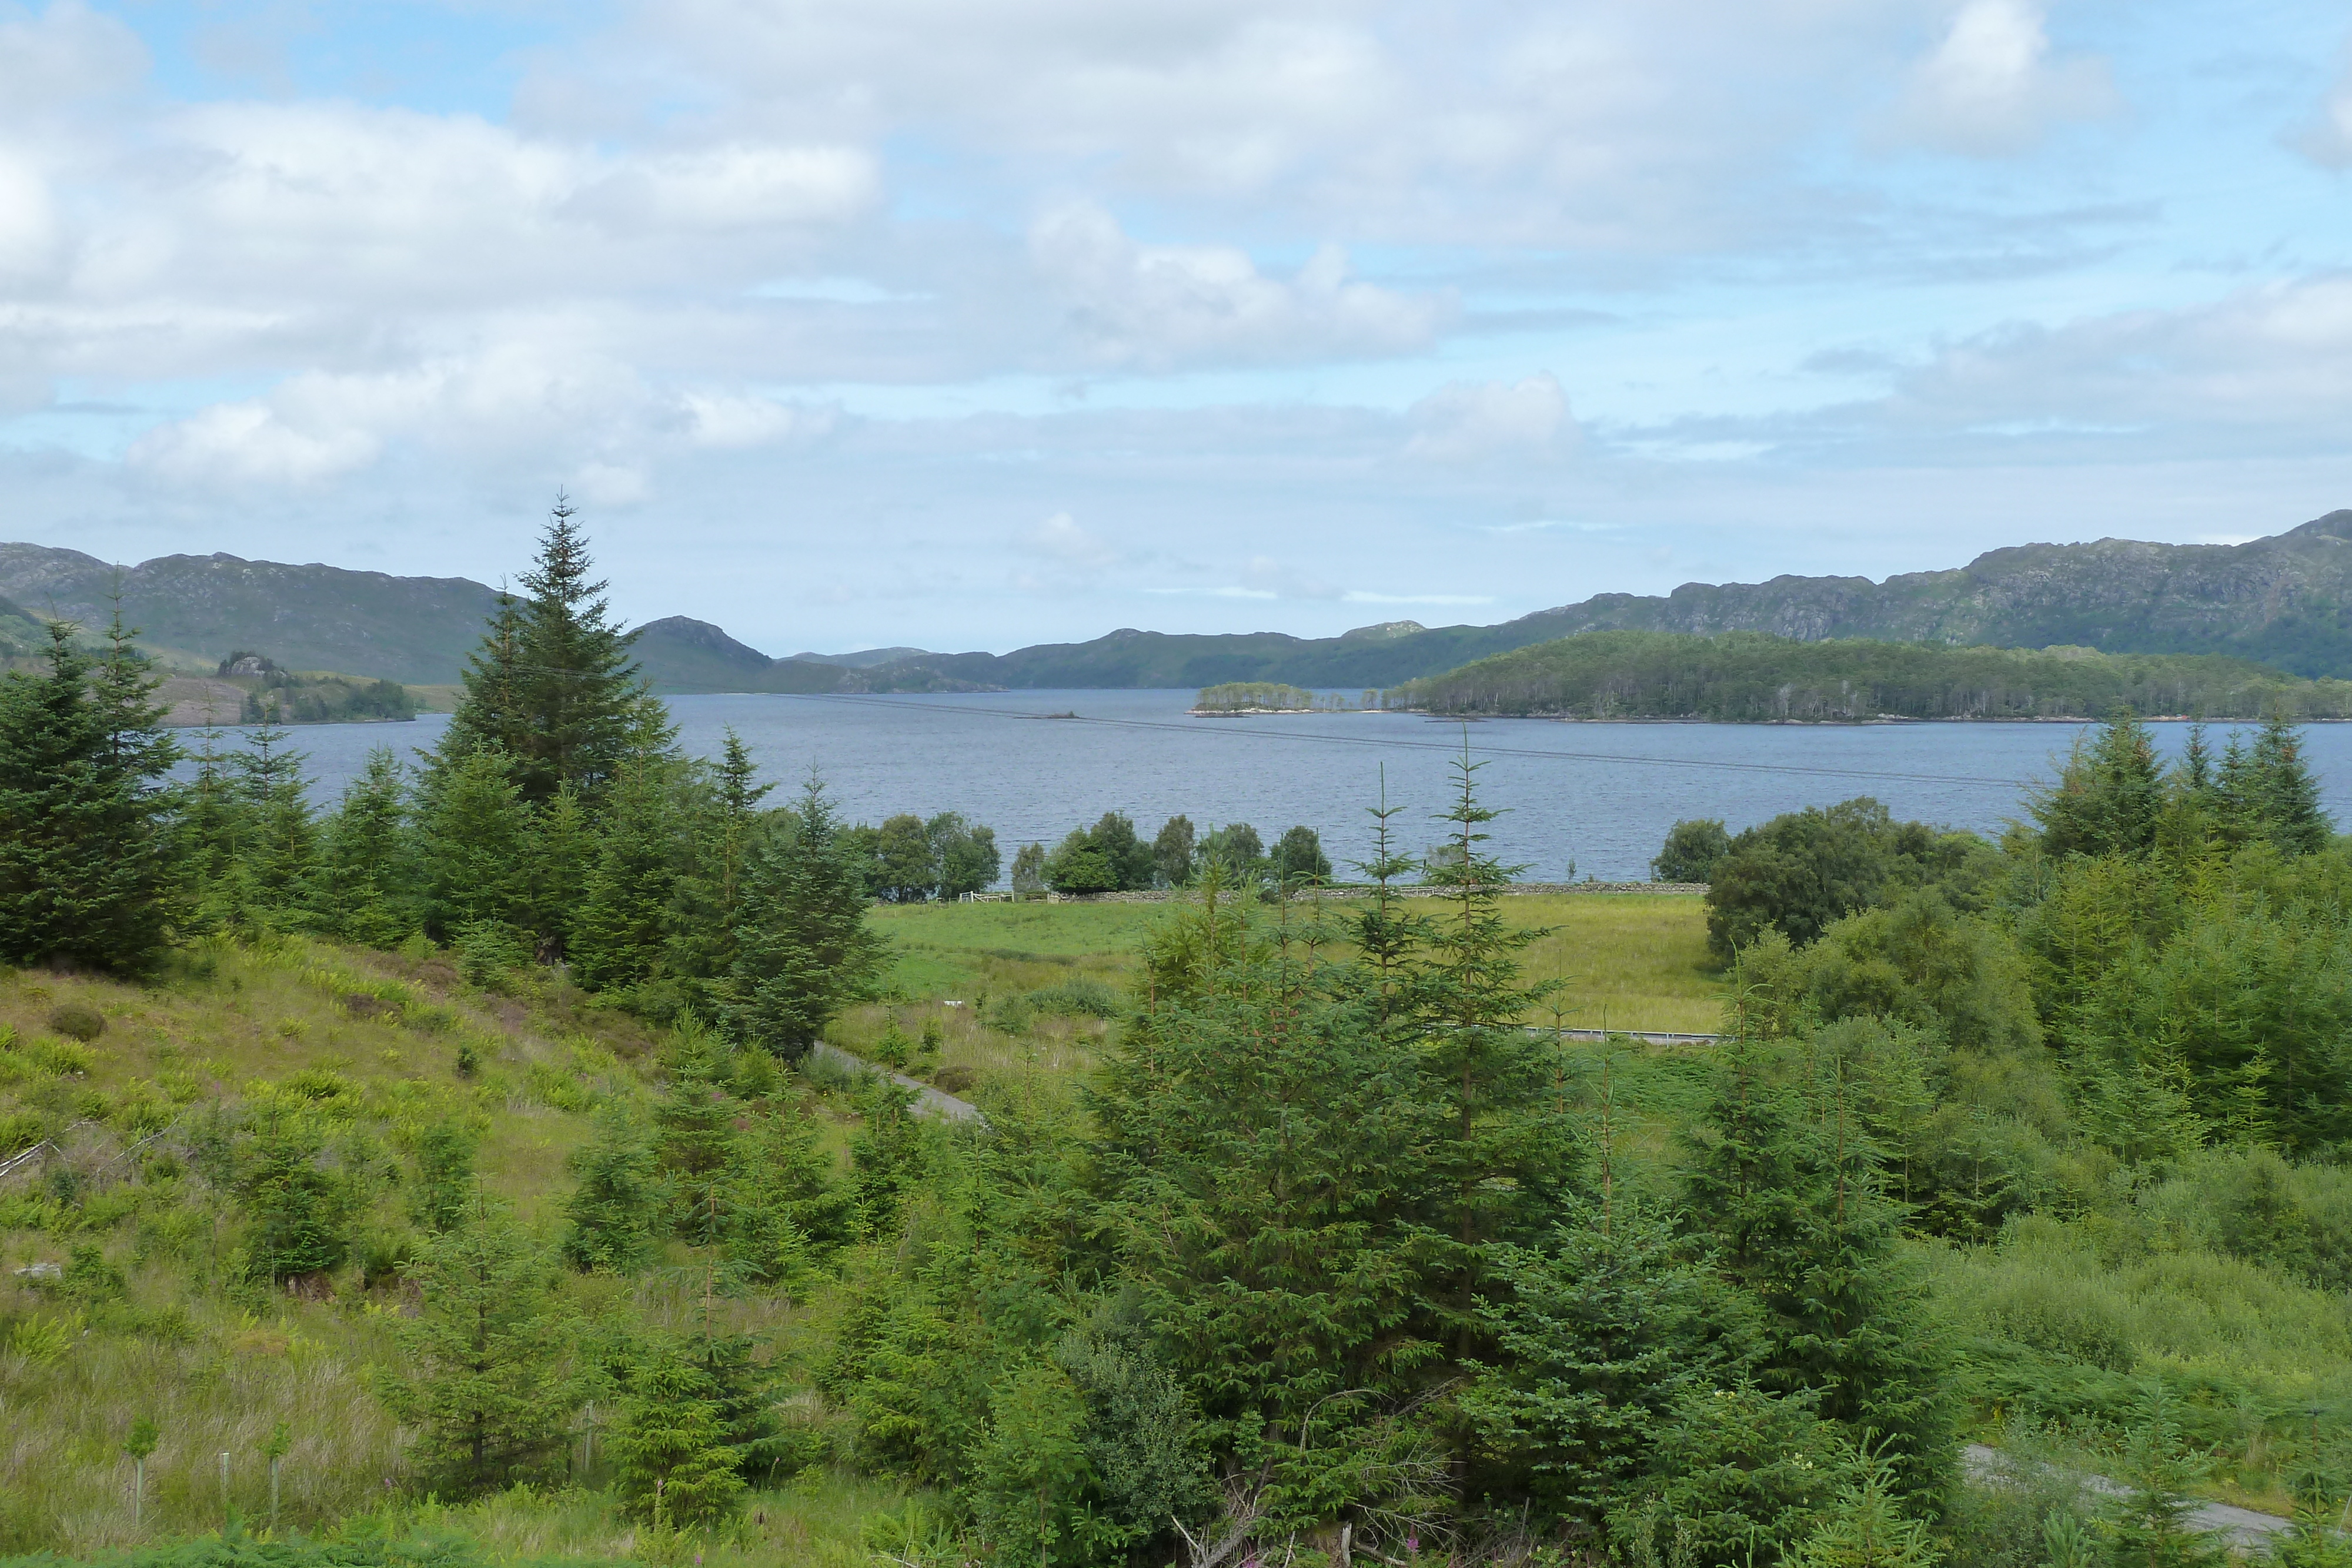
[1391, 628, 2352, 720]
[21, 505, 2352, 693]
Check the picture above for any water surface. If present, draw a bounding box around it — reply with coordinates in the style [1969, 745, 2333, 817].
[213, 691, 2352, 884]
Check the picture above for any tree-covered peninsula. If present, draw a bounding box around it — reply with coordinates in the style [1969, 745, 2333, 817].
[1389, 628, 2352, 721]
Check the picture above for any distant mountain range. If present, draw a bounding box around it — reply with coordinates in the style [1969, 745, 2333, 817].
[9, 507, 2352, 692]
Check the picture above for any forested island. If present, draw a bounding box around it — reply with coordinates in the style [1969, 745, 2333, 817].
[11, 504, 2352, 1568]
[1389, 628, 2352, 720]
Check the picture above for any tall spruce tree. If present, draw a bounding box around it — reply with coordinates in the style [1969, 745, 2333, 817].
[1090, 891, 1440, 1533]
[2227, 710, 2330, 854]
[2034, 709, 2164, 858]
[440, 498, 652, 804]
[0, 609, 179, 970]
[1682, 1040, 1953, 1498]
[666, 730, 774, 987]
[1418, 738, 1574, 1355]
[728, 775, 887, 1060]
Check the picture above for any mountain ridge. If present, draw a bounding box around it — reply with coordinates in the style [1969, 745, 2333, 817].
[8, 507, 2352, 691]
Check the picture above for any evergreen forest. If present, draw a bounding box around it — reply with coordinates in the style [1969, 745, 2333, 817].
[1390, 630, 2352, 721]
[8, 507, 2352, 1568]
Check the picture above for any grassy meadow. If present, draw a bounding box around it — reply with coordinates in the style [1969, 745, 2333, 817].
[834, 891, 1725, 1094]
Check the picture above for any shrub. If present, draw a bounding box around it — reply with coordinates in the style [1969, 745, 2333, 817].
[46, 1002, 104, 1041]
[1028, 978, 1124, 1019]
[1653, 818, 1731, 883]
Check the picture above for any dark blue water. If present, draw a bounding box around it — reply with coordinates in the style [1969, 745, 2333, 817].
[205, 692, 2352, 884]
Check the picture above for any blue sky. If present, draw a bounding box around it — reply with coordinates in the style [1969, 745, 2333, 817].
[5, 0, 2352, 653]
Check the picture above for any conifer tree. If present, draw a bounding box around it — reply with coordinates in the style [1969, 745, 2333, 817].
[1418, 738, 1574, 1352]
[1091, 892, 1438, 1522]
[438, 499, 655, 803]
[440, 588, 529, 765]
[390, 1195, 574, 1494]
[728, 776, 887, 1059]
[1349, 765, 1429, 1026]
[571, 761, 681, 988]
[667, 730, 774, 986]
[2034, 709, 2163, 858]
[561, 1101, 661, 1273]
[241, 1108, 358, 1281]
[419, 749, 534, 939]
[527, 782, 595, 958]
[230, 717, 317, 920]
[314, 748, 414, 946]
[1682, 1041, 1953, 1497]
[1790, 1442, 1943, 1568]
[0, 611, 179, 970]
[409, 1122, 481, 1234]
[611, 1342, 747, 1527]
[2227, 710, 2330, 854]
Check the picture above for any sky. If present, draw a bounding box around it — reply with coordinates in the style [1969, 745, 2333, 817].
[4, 1, 2352, 655]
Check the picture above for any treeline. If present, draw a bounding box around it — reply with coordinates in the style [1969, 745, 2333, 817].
[1192, 681, 1334, 712]
[1013, 811, 1332, 895]
[1646, 706, 2348, 1211]
[0, 506, 883, 1048]
[1392, 627, 2352, 720]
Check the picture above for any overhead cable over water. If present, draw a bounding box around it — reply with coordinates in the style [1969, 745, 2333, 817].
[784, 693, 2039, 790]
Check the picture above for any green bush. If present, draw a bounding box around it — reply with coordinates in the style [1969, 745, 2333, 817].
[1027, 978, 1124, 1019]
[46, 1002, 104, 1041]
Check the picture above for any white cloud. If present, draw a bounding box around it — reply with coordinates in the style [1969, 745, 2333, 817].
[2294, 56, 2352, 169]
[0, 1, 145, 124]
[1029, 201, 1444, 369]
[1018, 511, 1121, 571]
[1405, 373, 1577, 462]
[681, 391, 837, 449]
[569, 143, 877, 231]
[129, 400, 380, 487]
[1889, 0, 2116, 156]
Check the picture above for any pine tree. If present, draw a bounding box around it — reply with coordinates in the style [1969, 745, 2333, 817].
[571, 760, 681, 989]
[2234, 710, 2330, 854]
[527, 782, 595, 959]
[390, 1195, 574, 1494]
[438, 587, 529, 765]
[655, 1017, 744, 1237]
[561, 1101, 662, 1273]
[2100, 1398, 2224, 1568]
[419, 749, 535, 939]
[1789, 1441, 1943, 1568]
[409, 1122, 481, 1234]
[1091, 892, 1438, 1515]
[314, 748, 414, 946]
[611, 1340, 747, 1527]
[0, 610, 180, 970]
[1682, 1042, 1954, 1497]
[666, 730, 775, 986]
[438, 499, 657, 803]
[240, 1108, 357, 1281]
[2034, 709, 2164, 858]
[728, 776, 888, 1060]
[230, 716, 317, 920]
[1463, 1205, 1765, 1525]
[1418, 737, 1574, 1354]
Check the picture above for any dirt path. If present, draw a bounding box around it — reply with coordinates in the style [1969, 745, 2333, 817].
[808, 1041, 987, 1124]
[1963, 1445, 2293, 1549]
